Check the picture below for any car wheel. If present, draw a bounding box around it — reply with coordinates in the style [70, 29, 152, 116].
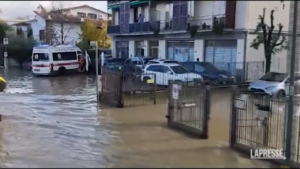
[277, 90, 285, 98]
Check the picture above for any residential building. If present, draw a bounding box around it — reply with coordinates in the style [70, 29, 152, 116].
[29, 4, 110, 45]
[11, 20, 35, 39]
[107, 1, 290, 73]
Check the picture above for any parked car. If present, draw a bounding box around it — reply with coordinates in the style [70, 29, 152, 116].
[147, 59, 179, 64]
[248, 72, 290, 97]
[104, 62, 144, 82]
[124, 56, 154, 67]
[22, 58, 32, 71]
[89, 56, 127, 74]
[180, 62, 235, 85]
[142, 63, 203, 86]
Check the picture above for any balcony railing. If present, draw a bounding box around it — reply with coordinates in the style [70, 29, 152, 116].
[186, 15, 229, 31]
[129, 22, 151, 33]
[107, 0, 120, 6]
[107, 25, 120, 34]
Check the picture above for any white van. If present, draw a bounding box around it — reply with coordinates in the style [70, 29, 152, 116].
[31, 45, 87, 76]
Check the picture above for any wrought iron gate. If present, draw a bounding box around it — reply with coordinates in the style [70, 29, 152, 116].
[167, 80, 210, 138]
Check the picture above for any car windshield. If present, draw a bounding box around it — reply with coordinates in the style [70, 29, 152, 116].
[199, 62, 222, 73]
[170, 65, 189, 74]
[259, 72, 287, 82]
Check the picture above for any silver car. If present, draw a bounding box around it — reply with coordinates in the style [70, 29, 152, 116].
[248, 72, 289, 97]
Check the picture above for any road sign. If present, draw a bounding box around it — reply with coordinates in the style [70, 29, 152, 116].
[89, 41, 96, 47]
[4, 52, 7, 58]
[3, 38, 8, 45]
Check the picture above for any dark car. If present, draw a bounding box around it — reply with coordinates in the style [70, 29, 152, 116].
[180, 62, 235, 85]
[124, 57, 155, 67]
[89, 55, 125, 74]
[104, 63, 143, 82]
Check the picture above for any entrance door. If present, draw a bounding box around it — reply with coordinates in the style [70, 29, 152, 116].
[116, 41, 129, 58]
[167, 81, 210, 138]
[150, 47, 158, 58]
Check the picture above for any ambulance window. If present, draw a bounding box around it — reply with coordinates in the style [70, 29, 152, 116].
[32, 53, 49, 61]
[53, 52, 77, 61]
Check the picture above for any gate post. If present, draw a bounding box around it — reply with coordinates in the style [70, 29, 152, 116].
[202, 84, 210, 139]
[230, 87, 238, 147]
[117, 74, 124, 108]
[166, 80, 174, 123]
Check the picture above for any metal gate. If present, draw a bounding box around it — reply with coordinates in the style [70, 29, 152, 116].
[230, 89, 289, 165]
[167, 80, 210, 138]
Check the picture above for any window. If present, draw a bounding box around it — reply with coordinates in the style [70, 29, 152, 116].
[195, 64, 205, 72]
[147, 65, 161, 72]
[160, 66, 172, 73]
[170, 65, 189, 74]
[99, 15, 103, 19]
[52, 52, 77, 61]
[148, 61, 159, 64]
[88, 13, 97, 19]
[32, 53, 49, 61]
[77, 12, 86, 18]
[39, 30, 45, 41]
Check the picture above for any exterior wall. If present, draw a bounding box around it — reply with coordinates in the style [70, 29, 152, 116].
[158, 40, 166, 59]
[194, 1, 226, 26]
[50, 22, 81, 45]
[69, 6, 108, 20]
[247, 1, 290, 31]
[31, 15, 46, 41]
[235, 1, 248, 30]
[246, 34, 287, 73]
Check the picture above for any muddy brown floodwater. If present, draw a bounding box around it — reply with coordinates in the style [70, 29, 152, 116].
[0, 69, 275, 168]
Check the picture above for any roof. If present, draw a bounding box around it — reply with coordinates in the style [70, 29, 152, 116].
[54, 5, 111, 16]
[12, 19, 36, 26]
[146, 63, 180, 67]
[34, 11, 82, 23]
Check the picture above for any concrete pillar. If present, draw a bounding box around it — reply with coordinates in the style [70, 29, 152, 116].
[158, 40, 166, 59]
[286, 1, 300, 74]
[194, 40, 204, 61]
[129, 41, 135, 57]
[144, 40, 149, 56]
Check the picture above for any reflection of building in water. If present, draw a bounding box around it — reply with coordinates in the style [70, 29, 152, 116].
[108, 1, 289, 73]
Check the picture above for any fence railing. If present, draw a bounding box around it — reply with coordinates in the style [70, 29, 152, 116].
[208, 61, 265, 84]
[230, 90, 300, 167]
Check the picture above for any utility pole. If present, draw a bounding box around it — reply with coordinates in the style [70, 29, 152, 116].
[286, 0, 298, 165]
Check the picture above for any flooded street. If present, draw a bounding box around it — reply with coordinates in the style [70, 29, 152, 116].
[0, 69, 274, 168]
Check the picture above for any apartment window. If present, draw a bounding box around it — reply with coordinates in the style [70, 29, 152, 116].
[77, 12, 86, 18]
[39, 29, 45, 41]
[88, 13, 97, 19]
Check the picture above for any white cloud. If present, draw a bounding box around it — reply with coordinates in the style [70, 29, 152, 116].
[0, 1, 107, 21]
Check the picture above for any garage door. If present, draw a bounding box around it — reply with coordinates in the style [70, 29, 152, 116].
[167, 41, 194, 62]
[204, 40, 237, 75]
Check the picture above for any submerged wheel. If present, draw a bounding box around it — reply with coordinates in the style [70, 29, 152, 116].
[58, 67, 66, 75]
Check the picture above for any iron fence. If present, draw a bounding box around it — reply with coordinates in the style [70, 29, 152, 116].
[209, 61, 264, 84]
[167, 80, 210, 138]
[230, 89, 300, 167]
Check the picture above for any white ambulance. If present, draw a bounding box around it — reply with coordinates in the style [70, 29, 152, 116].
[31, 45, 89, 76]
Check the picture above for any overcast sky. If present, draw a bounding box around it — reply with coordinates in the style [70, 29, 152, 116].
[0, 1, 107, 21]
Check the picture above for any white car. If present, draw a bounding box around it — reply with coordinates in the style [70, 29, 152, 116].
[142, 63, 203, 86]
[147, 59, 179, 64]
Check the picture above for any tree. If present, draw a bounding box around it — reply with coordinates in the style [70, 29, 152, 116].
[250, 8, 288, 73]
[0, 20, 11, 44]
[78, 19, 111, 49]
[46, 2, 76, 45]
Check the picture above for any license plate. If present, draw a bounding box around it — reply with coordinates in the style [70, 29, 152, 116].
[34, 69, 40, 71]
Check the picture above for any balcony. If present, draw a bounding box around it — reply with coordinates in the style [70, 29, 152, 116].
[107, 25, 120, 34]
[129, 22, 151, 33]
[186, 15, 233, 31]
[107, 0, 120, 7]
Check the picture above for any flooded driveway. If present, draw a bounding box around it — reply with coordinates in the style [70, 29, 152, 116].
[0, 69, 274, 167]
